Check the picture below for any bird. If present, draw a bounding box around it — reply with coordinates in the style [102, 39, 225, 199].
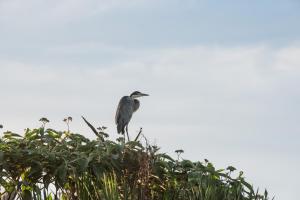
[115, 91, 149, 140]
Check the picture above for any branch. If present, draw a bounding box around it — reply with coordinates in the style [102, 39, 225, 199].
[81, 116, 104, 142]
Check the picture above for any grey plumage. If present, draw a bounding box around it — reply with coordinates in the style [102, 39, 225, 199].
[115, 91, 148, 137]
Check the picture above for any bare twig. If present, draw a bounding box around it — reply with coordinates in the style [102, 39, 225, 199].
[81, 116, 104, 142]
[134, 128, 143, 142]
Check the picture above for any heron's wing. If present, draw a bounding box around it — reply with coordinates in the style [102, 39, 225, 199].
[115, 96, 134, 126]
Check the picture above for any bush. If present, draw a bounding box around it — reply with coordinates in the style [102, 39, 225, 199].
[0, 119, 271, 200]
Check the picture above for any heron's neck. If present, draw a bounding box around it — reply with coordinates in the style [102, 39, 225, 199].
[133, 99, 140, 112]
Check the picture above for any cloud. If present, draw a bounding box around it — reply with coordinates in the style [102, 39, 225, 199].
[1, 44, 300, 130]
[0, 0, 143, 26]
[1, 44, 300, 199]
[274, 46, 300, 71]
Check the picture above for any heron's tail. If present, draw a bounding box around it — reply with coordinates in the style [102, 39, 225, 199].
[117, 123, 125, 134]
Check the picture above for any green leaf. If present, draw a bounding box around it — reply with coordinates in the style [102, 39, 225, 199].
[56, 162, 67, 186]
[180, 160, 194, 169]
[0, 151, 3, 163]
[227, 166, 236, 172]
[4, 132, 22, 138]
[76, 157, 89, 173]
[22, 189, 32, 200]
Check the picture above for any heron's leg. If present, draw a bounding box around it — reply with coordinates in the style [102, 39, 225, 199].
[126, 125, 130, 141]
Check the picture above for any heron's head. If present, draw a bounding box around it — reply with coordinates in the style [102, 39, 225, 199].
[130, 91, 149, 99]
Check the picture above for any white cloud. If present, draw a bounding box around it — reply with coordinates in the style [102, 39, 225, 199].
[0, 0, 143, 26]
[274, 46, 300, 71]
[1, 44, 300, 199]
[1, 44, 300, 140]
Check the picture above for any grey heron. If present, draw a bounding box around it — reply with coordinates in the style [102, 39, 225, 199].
[115, 91, 149, 140]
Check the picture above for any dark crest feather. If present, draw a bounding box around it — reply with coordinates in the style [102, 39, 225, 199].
[130, 91, 141, 97]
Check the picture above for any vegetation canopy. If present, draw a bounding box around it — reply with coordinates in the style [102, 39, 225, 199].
[0, 118, 271, 200]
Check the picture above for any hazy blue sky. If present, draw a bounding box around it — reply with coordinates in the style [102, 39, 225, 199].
[1, 0, 300, 199]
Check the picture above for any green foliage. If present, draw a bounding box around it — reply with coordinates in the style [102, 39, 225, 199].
[0, 123, 272, 200]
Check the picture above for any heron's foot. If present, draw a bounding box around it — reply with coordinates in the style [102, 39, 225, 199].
[125, 126, 130, 142]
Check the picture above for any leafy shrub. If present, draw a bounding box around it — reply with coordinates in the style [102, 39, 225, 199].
[0, 119, 271, 200]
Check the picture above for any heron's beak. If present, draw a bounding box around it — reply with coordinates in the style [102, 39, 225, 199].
[141, 93, 149, 97]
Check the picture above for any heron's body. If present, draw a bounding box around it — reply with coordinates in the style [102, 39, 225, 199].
[115, 91, 148, 137]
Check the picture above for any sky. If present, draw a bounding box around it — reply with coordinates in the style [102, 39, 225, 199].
[1, 0, 300, 199]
